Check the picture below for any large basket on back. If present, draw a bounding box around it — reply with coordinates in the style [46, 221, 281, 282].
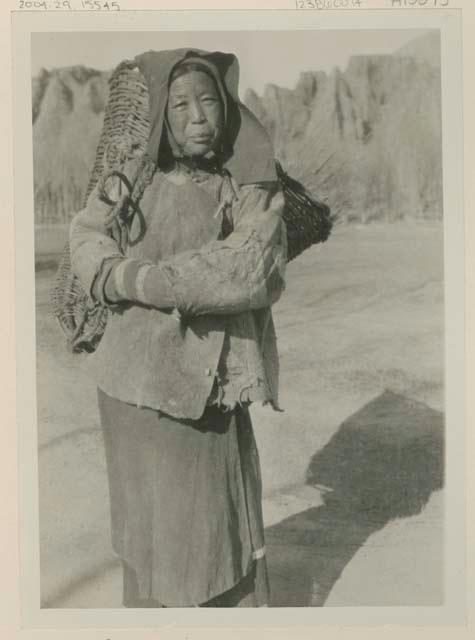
[51, 59, 332, 353]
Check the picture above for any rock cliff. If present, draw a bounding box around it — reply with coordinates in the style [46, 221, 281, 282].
[245, 32, 442, 222]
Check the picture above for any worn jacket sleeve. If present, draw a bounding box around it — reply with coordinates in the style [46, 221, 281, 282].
[69, 183, 124, 301]
[70, 179, 287, 316]
[69, 182, 176, 308]
[68, 157, 175, 307]
[158, 181, 287, 317]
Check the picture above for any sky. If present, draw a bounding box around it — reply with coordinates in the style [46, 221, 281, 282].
[31, 29, 431, 98]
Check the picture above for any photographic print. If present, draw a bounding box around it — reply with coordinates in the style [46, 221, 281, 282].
[13, 8, 464, 624]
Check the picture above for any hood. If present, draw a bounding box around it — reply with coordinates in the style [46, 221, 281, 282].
[134, 48, 277, 185]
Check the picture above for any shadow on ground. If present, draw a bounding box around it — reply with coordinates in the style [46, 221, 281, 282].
[265, 390, 444, 606]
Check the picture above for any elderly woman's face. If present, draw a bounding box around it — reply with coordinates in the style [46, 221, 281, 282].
[167, 70, 224, 158]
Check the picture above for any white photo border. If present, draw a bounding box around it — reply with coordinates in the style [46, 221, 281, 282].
[12, 6, 465, 629]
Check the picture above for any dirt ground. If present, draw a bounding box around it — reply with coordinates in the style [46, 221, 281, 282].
[35, 221, 445, 608]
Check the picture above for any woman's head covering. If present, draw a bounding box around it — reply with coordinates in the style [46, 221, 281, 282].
[134, 48, 277, 185]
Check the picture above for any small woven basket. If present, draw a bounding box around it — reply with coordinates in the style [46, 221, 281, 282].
[51, 59, 332, 353]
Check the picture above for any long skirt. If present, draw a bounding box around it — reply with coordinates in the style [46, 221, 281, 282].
[97, 388, 270, 607]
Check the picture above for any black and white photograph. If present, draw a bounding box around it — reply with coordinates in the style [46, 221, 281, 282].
[10, 5, 467, 627]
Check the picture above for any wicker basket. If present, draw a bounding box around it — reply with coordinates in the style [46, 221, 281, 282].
[51, 59, 332, 353]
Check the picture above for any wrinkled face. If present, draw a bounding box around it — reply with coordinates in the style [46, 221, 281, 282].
[166, 70, 224, 157]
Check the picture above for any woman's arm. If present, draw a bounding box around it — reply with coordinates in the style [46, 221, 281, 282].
[69, 162, 177, 309]
[69, 185, 125, 302]
[102, 181, 287, 316]
[70, 179, 286, 315]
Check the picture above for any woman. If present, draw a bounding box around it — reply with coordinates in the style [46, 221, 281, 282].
[69, 48, 287, 608]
